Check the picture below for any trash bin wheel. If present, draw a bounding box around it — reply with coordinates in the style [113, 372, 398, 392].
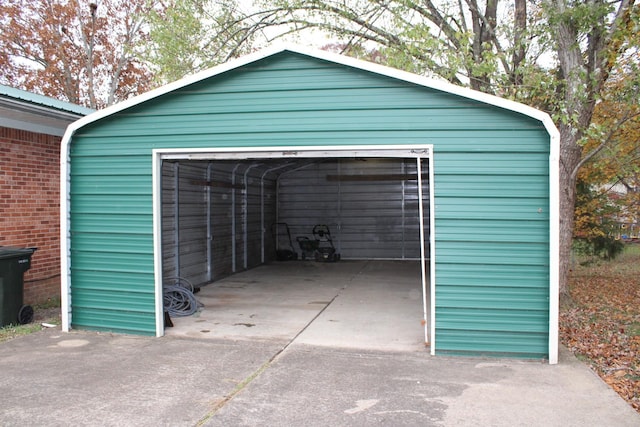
[18, 305, 34, 325]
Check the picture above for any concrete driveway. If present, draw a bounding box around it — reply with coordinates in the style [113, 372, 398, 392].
[1, 261, 638, 425]
[1, 327, 639, 426]
[166, 261, 427, 352]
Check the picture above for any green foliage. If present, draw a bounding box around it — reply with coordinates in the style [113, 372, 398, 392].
[573, 177, 627, 262]
[574, 179, 621, 238]
[572, 236, 625, 263]
[144, 0, 205, 83]
[547, 0, 614, 32]
[141, 0, 255, 84]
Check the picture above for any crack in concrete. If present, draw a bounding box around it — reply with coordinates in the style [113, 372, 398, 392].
[195, 261, 371, 426]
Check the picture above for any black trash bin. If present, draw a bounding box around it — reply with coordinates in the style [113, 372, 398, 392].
[0, 246, 37, 327]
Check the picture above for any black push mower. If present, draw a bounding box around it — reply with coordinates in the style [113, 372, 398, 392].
[296, 236, 317, 260]
[271, 222, 298, 261]
[306, 224, 340, 262]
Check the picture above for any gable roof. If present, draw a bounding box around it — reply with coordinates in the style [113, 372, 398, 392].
[59, 44, 560, 363]
[63, 44, 559, 153]
[0, 85, 94, 136]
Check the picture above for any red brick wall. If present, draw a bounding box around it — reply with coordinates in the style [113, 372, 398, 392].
[0, 126, 61, 304]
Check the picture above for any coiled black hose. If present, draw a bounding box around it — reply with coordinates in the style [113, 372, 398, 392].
[163, 277, 202, 317]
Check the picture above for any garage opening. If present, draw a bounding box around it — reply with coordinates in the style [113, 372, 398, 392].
[152, 146, 434, 351]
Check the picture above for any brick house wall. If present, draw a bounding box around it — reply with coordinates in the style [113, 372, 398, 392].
[0, 126, 61, 304]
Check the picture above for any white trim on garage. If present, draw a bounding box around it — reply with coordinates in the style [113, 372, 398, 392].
[549, 130, 560, 364]
[59, 44, 559, 362]
[428, 155, 436, 353]
[152, 145, 435, 342]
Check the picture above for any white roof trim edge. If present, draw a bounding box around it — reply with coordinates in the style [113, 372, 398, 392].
[61, 42, 559, 144]
[60, 43, 560, 351]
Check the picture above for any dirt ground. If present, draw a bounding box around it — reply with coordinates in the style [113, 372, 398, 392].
[561, 244, 640, 413]
[33, 306, 61, 323]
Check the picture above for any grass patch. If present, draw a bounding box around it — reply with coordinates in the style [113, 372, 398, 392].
[36, 296, 61, 310]
[0, 298, 61, 343]
[0, 322, 46, 343]
[574, 353, 590, 363]
[626, 322, 640, 337]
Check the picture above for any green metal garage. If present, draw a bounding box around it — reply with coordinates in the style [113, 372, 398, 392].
[60, 45, 559, 362]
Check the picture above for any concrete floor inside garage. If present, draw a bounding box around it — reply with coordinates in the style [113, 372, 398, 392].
[165, 260, 428, 352]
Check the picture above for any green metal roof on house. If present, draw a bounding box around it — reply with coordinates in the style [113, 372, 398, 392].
[0, 84, 94, 115]
[0, 84, 94, 136]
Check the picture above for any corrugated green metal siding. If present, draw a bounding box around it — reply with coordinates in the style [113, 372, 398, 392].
[68, 51, 551, 357]
[434, 140, 550, 357]
[68, 150, 155, 334]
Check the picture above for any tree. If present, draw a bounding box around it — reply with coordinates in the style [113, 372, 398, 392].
[575, 66, 640, 245]
[146, 1, 537, 91]
[544, 0, 637, 296]
[142, 0, 264, 84]
[243, 0, 537, 93]
[573, 177, 626, 261]
[147, 0, 638, 299]
[0, 0, 163, 109]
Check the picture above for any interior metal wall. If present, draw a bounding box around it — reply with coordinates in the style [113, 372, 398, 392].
[162, 160, 279, 287]
[162, 157, 429, 287]
[278, 158, 428, 259]
[162, 162, 205, 283]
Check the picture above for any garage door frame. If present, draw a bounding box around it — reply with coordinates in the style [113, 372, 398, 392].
[152, 144, 436, 350]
